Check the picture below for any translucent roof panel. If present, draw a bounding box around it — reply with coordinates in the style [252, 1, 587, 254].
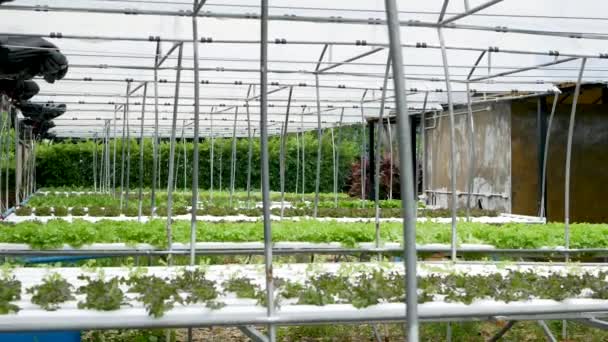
[1, 0, 606, 137]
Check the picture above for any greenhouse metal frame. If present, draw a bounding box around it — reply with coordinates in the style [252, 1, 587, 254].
[1, 0, 608, 341]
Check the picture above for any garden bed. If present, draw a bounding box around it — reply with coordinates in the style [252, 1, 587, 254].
[0, 220, 604, 250]
[0, 262, 607, 331]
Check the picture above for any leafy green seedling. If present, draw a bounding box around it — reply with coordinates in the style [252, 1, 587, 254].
[28, 273, 74, 311]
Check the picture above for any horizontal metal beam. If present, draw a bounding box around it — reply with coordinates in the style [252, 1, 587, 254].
[3, 31, 608, 60]
[58, 76, 380, 92]
[4, 5, 608, 43]
[470, 57, 578, 82]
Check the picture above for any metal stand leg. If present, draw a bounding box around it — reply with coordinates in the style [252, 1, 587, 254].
[229, 108, 239, 207]
[312, 46, 328, 217]
[279, 87, 293, 219]
[384, 0, 419, 340]
[437, 27, 459, 263]
[487, 321, 517, 342]
[137, 83, 148, 221]
[537, 321, 557, 342]
[334, 108, 345, 207]
[151, 42, 161, 214]
[164, 43, 184, 264]
[564, 58, 586, 261]
[260, 0, 275, 340]
[374, 55, 391, 249]
[372, 324, 383, 342]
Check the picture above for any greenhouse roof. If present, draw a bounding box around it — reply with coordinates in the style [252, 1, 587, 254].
[2, 0, 608, 137]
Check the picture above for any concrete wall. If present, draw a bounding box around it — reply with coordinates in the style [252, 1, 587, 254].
[424, 102, 511, 212]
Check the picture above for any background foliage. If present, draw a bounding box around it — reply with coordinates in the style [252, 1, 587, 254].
[36, 127, 363, 193]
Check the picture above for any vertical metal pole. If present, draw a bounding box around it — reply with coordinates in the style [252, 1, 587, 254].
[374, 55, 391, 248]
[100, 124, 106, 193]
[387, 116, 394, 200]
[564, 58, 586, 259]
[465, 83, 476, 222]
[246, 95, 254, 209]
[485, 51, 491, 101]
[93, 134, 98, 192]
[301, 107, 306, 199]
[415, 93, 429, 201]
[119, 83, 131, 210]
[125, 89, 132, 210]
[280, 86, 293, 218]
[437, 28, 459, 263]
[210, 107, 215, 203]
[151, 42, 161, 215]
[112, 105, 118, 196]
[540, 92, 560, 219]
[138, 83, 148, 220]
[295, 128, 300, 195]
[175, 125, 184, 191]
[330, 127, 336, 206]
[313, 75, 323, 218]
[0, 98, 5, 209]
[183, 122, 188, 192]
[260, 0, 276, 339]
[174, 139, 180, 191]
[165, 43, 184, 262]
[218, 140, 222, 191]
[230, 107, 239, 207]
[335, 108, 345, 207]
[421, 106, 427, 203]
[158, 139, 162, 188]
[360, 89, 369, 204]
[0, 102, 6, 210]
[106, 120, 111, 192]
[384, 0, 419, 340]
[31, 135, 36, 195]
[191, 0, 203, 271]
[14, 116, 19, 206]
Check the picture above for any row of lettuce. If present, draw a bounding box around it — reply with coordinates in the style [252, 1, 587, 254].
[15, 205, 494, 219]
[0, 220, 606, 249]
[1, 266, 607, 317]
[17, 192, 500, 218]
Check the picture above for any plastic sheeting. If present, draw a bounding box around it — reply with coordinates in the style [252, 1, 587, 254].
[0, 1, 607, 137]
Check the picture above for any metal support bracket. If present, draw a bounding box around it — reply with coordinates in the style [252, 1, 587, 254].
[537, 320, 557, 342]
[487, 321, 517, 342]
[576, 317, 608, 330]
[239, 326, 270, 342]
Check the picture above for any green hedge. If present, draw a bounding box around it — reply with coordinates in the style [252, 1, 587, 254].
[36, 128, 362, 193]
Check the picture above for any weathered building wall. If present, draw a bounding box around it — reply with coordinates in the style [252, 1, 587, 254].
[545, 104, 608, 222]
[509, 98, 608, 223]
[424, 102, 511, 211]
[510, 100, 540, 216]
